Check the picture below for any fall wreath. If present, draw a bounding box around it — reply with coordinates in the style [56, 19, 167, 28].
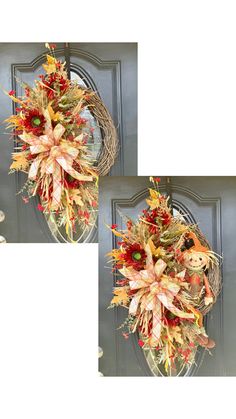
[2, 43, 118, 241]
[107, 178, 221, 375]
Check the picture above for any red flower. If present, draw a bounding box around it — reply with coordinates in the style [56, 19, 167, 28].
[47, 90, 55, 100]
[111, 224, 118, 229]
[25, 87, 30, 97]
[126, 220, 133, 230]
[21, 109, 45, 135]
[121, 243, 146, 270]
[74, 115, 87, 126]
[8, 90, 16, 96]
[138, 339, 144, 347]
[49, 43, 57, 49]
[161, 211, 172, 226]
[84, 211, 90, 220]
[40, 72, 69, 97]
[142, 207, 171, 232]
[153, 177, 161, 182]
[37, 203, 44, 212]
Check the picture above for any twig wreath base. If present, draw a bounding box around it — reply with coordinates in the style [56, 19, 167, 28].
[84, 90, 119, 176]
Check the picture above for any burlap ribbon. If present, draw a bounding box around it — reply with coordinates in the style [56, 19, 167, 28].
[19, 110, 93, 209]
[120, 244, 194, 346]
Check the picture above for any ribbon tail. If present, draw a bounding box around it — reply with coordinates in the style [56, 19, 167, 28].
[158, 291, 195, 319]
[51, 163, 62, 210]
[28, 155, 43, 180]
[56, 156, 94, 182]
[129, 290, 144, 316]
[150, 299, 162, 347]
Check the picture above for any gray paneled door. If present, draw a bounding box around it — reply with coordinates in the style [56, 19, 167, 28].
[99, 176, 236, 376]
[0, 43, 137, 242]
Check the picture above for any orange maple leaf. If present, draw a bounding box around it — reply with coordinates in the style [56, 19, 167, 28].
[10, 152, 29, 171]
[111, 287, 130, 306]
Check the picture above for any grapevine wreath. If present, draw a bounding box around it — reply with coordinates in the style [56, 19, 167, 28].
[2, 43, 118, 241]
[107, 178, 221, 375]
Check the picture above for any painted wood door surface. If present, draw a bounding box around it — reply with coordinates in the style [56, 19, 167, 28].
[99, 176, 236, 376]
[0, 42, 137, 242]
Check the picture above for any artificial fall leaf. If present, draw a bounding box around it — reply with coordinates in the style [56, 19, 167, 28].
[10, 152, 29, 171]
[149, 188, 160, 200]
[169, 326, 184, 345]
[106, 248, 124, 260]
[148, 238, 166, 258]
[111, 287, 130, 306]
[4, 115, 23, 128]
[42, 55, 57, 74]
[146, 188, 160, 209]
[47, 104, 61, 121]
[69, 189, 84, 206]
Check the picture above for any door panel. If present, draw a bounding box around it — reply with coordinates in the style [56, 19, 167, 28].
[0, 43, 137, 242]
[99, 176, 236, 376]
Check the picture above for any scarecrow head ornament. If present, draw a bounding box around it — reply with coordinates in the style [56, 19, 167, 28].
[181, 232, 210, 271]
[180, 232, 214, 306]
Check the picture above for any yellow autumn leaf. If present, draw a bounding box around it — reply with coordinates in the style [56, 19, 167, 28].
[169, 326, 184, 345]
[106, 248, 124, 260]
[10, 153, 29, 171]
[149, 188, 160, 199]
[147, 238, 166, 258]
[47, 104, 61, 121]
[69, 189, 84, 206]
[42, 55, 57, 74]
[146, 189, 160, 209]
[111, 287, 129, 306]
[164, 359, 169, 373]
[4, 115, 22, 127]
